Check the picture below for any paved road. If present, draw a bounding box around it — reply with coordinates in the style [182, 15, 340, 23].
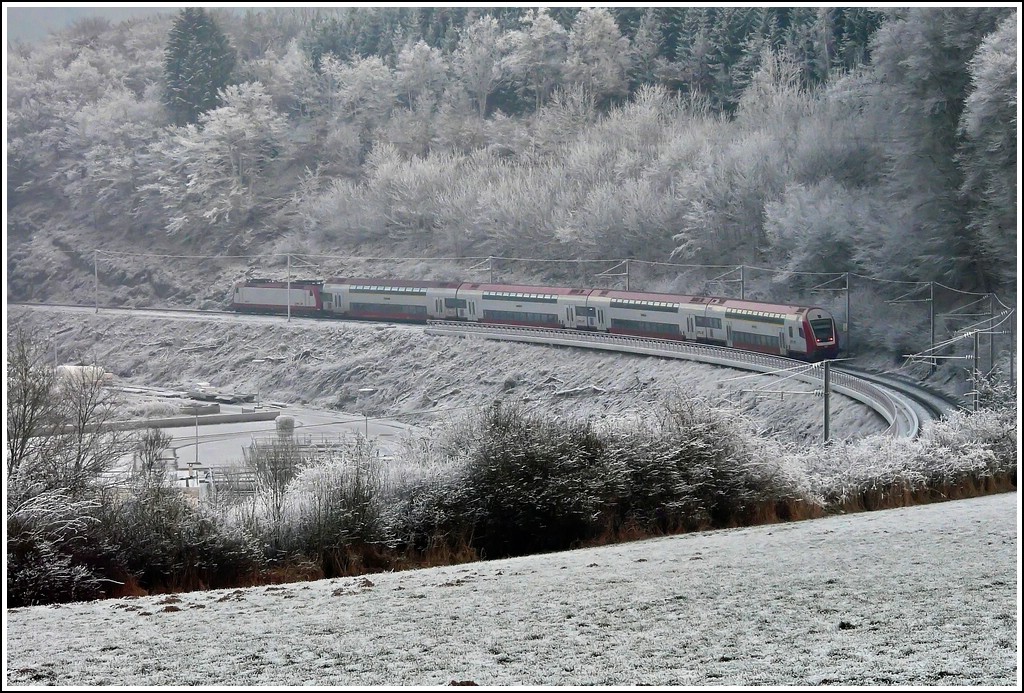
[115, 399, 422, 487]
[175, 405, 417, 465]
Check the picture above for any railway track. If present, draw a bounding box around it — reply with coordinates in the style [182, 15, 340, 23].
[10, 302, 959, 439]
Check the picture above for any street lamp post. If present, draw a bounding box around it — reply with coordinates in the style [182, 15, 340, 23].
[192, 412, 199, 485]
[357, 387, 377, 439]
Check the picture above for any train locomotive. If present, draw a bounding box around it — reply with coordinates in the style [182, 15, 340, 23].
[231, 277, 840, 361]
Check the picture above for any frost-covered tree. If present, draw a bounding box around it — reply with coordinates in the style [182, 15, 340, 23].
[674, 10, 716, 99]
[321, 54, 396, 132]
[629, 8, 665, 89]
[865, 7, 1011, 286]
[564, 8, 632, 107]
[162, 8, 236, 125]
[956, 14, 1018, 289]
[503, 9, 568, 110]
[395, 40, 448, 108]
[243, 39, 320, 117]
[454, 16, 505, 118]
[146, 82, 289, 239]
[62, 86, 165, 231]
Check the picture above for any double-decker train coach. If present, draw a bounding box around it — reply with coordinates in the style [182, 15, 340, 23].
[322, 278, 463, 321]
[581, 290, 839, 360]
[456, 283, 592, 329]
[230, 279, 324, 316]
[714, 297, 839, 360]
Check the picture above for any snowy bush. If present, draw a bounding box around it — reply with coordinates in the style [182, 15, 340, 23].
[600, 400, 815, 533]
[806, 396, 1016, 511]
[6, 489, 105, 606]
[95, 484, 265, 593]
[277, 439, 393, 576]
[446, 402, 611, 559]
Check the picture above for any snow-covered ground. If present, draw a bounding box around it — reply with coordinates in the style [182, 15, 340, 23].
[8, 306, 887, 446]
[5, 492, 1018, 687]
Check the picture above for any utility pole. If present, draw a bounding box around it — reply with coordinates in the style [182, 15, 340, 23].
[929, 281, 936, 374]
[739, 264, 745, 300]
[845, 272, 851, 354]
[988, 294, 995, 373]
[489, 256, 495, 284]
[1011, 309, 1016, 389]
[973, 331, 980, 413]
[94, 250, 99, 314]
[822, 360, 831, 445]
[286, 253, 291, 323]
[625, 259, 630, 292]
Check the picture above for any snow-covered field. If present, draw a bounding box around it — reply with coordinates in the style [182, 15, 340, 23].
[8, 306, 886, 445]
[5, 492, 1018, 687]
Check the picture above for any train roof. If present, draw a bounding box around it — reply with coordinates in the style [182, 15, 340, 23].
[459, 283, 591, 296]
[325, 278, 463, 289]
[238, 278, 323, 287]
[715, 297, 825, 315]
[591, 288, 696, 304]
[591, 288, 825, 315]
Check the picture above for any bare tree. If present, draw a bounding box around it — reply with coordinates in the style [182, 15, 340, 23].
[133, 427, 173, 484]
[7, 325, 132, 501]
[243, 437, 307, 545]
[37, 367, 132, 499]
[6, 327, 56, 480]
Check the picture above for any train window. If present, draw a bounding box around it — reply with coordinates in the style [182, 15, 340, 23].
[788, 327, 793, 338]
[694, 316, 722, 329]
[798, 327, 804, 338]
[810, 319, 834, 342]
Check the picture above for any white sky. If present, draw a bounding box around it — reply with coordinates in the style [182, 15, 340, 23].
[5, 491, 1020, 687]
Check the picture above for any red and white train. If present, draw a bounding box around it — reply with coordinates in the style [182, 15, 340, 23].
[231, 278, 840, 360]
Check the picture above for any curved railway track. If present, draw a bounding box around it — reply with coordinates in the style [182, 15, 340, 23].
[9, 302, 965, 439]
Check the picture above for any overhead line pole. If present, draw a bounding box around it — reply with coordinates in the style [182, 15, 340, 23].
[929, 281, 935, 374]
[822, 360, 831, 445]
[989, 293, 995, 373]
[973, 331, 980, 413]
[94, 250, 99, 313]
[287, 253, 291, 323]
[845, 272, 851, 354]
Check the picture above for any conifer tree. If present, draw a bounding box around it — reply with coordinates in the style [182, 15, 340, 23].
[163, 8, 236, 125]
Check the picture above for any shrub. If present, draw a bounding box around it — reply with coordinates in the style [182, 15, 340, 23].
[94, 484, 265, 593]
[601, 401, 814, 534]
[454, 402, 611, 559]
[278, 439, 393, 577]
[6, 489, 105, 606]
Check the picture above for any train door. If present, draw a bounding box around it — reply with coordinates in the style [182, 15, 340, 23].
[695, 310, 707, 341]
[574, 306, 596, 329]
[779, 330, 786, 355]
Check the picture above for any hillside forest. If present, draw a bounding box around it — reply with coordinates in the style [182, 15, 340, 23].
[5, 6, 1019, 361]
